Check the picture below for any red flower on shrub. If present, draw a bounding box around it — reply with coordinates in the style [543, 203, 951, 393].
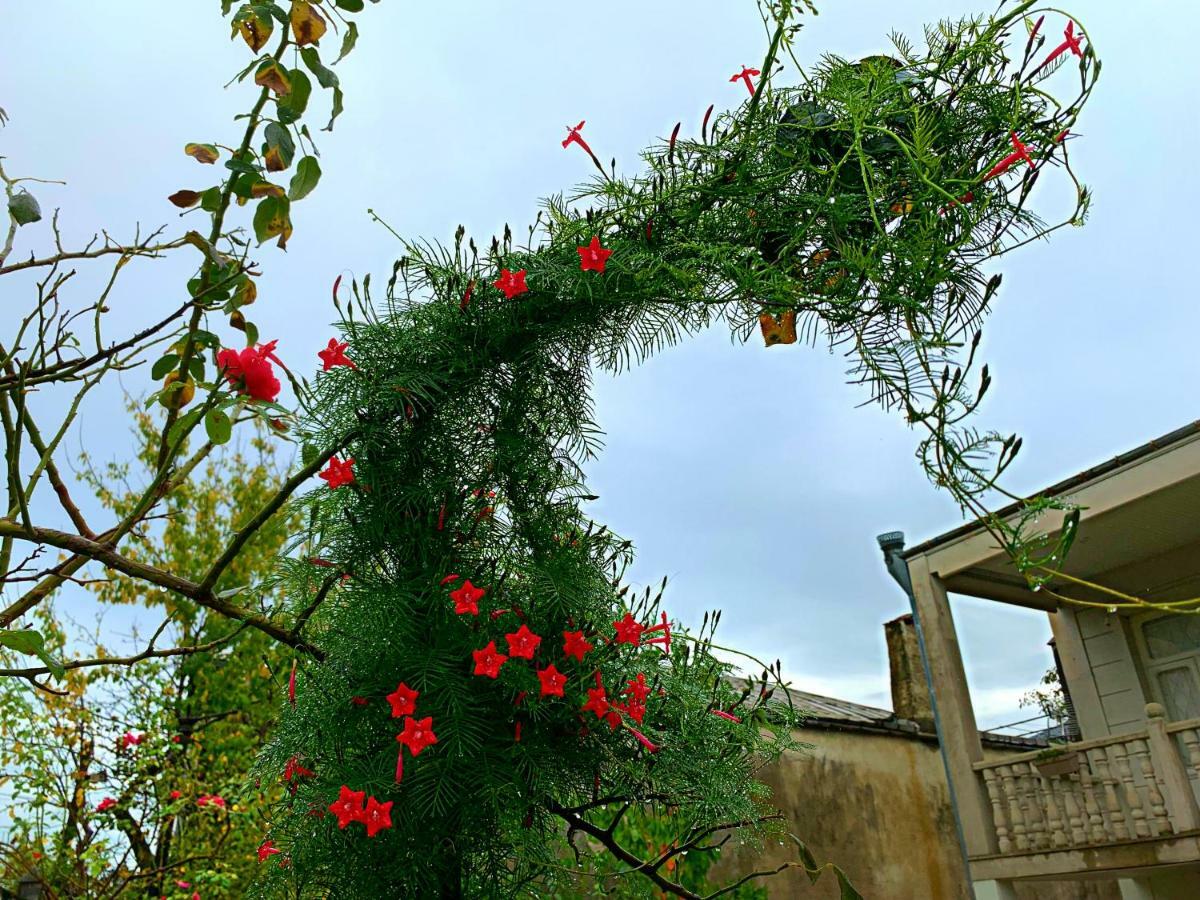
[493, 268, 528, 299]
[563, 630, 593, 661]
[450, 579, 485, 615]
[95, 797, 117, 812]
[217, 341, 282, 402]
[318, 337, 356, 371]
[537, 664, 567, 698]
[386, 682, 419, 718]
[473, 641, 507, 679]
[318, 456, 355, 489]
[328, 785, 366, 829]
[577, 236, 612, 273]
[363, 796, 393, 837]
[612, 612, 645, 646]
[505, 624, 541, 660]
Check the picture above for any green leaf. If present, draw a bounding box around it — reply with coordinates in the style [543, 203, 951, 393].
[193, 329, 220, 350]
[288, 156, 321, 201]
[244, 321, 260, 346]
[0, 629, 66, 679]
[167, 407, 203, 448]
[225, 155, 262, 176]
[335, 0, 365, 10]
[205, 408, 233, 445]
[199, 187, 222, 212]
[323, 86, 344, 132]
[300, 47, 339, 89]
[333, 21, 358, 64]
[151, 354, 179, 380]
[301, 441, 319, 466]
[8, 190, 42, 226]
[188, 357, 206, 381]
[230, 172, 258, 199]
[276, 69, 312, 125]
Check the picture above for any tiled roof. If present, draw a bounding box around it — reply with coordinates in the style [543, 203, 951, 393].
[726, 677, 1045, 750]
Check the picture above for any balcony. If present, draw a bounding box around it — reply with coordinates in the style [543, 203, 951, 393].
[968, 705, 1200, 882]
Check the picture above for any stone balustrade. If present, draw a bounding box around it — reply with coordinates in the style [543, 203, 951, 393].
[972, 705, 1200, 857]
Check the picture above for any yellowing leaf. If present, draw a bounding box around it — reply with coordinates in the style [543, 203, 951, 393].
[291, 1, 328, 46]
[264, 146, 287, 172]
[233, 5, 273, 53]
[254, 60, 292, 96]
[250, 181, 285, 199]
[253, 195, 293, 249]
[759, 310, 797, 346]
[184, 143, 219, 164]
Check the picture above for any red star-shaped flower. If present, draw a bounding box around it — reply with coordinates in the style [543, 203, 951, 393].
[121, 731, 144, 749]
[623, 673, 650, 703]
[612, 613, 645, 646]
[582, 685, 610, 719]
[493, 268, 529, 300]
[563, 630, 593, 662]
[258, 839, 282, 862]
[318, 337, 356, 371]
[450, 579, 485, 615]
[283, 756, 315, 782]
[621, 697, 646, 723]
[577, 236, 612, 274]
[386, 681, 419, 718]
[209, 795, 227, 809]
[96, 796, 117, 812]
[473, 641, 508, 678]
[537, 664, 567, 697]
[505, 624, 542, 660]
[328, 785, 366, 829]
[397, 716, 438, 757]
[318, 456, 355, 489]
[363, 796, 394, 838]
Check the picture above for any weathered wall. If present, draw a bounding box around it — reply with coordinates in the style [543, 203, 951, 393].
[709, 726, 1123, 900]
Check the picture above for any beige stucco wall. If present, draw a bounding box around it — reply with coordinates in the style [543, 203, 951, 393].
[709, 726, 1123, 900]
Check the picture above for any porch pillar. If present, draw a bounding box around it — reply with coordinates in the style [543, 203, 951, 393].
[973, 880, 1018, 900]
[907, 554, 998, 858]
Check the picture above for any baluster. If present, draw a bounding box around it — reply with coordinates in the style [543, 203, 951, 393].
[1132, 737, 1171, 835]
[1090, 746, 1129, 841]
[1021, 762, 1048, 849]
[999, 765, 1029, 851]
[1077, 755, 1108, 844]
[1042, 770, 1068, 848]
[1061, 765, 1087, 846]
[981, 767, 1012, 853]
[1112, 741, 1151, 838]
[1180, 727, 1200, 782]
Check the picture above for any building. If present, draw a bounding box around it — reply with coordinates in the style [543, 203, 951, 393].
[885, 421, 1200, 899]
[712, 617, 1118, 900]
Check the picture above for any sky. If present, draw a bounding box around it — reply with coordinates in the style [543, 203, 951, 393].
[3, 0, 1198, 731]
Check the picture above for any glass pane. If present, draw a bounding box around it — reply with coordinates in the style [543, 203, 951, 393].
[1156, 666, 1200, 721]
[1143, 615, 1200, 659]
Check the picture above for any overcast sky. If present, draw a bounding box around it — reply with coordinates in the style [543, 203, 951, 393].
[3, 0, 1198, 731]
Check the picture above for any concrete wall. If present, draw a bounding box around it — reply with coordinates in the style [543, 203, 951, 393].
[1075, 608, 1149, 735]
[709, 726, 1122, 900]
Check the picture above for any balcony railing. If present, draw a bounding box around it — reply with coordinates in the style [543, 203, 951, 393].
[972, 705, 1200, 856]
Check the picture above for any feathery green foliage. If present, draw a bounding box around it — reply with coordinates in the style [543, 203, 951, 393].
[254, 2, 1097, 896]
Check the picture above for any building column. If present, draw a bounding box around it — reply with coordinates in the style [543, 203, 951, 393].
[907, 554, 998, 859]
[973, 880, 1018, 900]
